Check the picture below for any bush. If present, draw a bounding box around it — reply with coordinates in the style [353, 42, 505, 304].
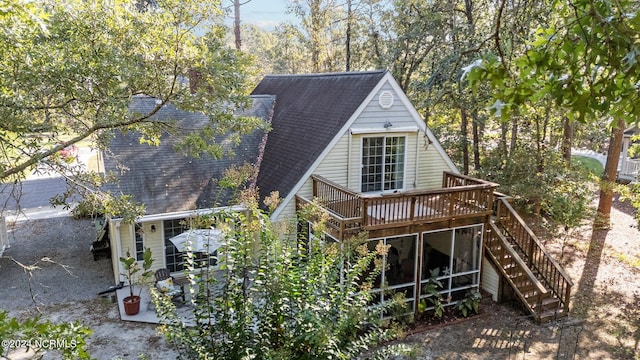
[151, 201, 408, 359]
[0, 311, 91, 359]
[479, 144, 594, 230]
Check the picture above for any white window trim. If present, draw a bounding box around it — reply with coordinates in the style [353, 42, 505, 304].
[360, 135, 408, 194]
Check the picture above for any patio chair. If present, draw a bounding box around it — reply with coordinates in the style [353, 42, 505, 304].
[154, 268, 185, 303]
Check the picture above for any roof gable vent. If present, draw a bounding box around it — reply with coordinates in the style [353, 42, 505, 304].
[378, 91, 394, 109]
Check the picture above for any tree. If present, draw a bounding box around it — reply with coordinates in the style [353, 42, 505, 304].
[466, 0, 640, 227]
[289, 0, 345, 72]
[230, 0, 254, 50]
[0, 0, 255, 214]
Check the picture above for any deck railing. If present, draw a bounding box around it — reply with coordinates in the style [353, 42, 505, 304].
[306, 173, 498, 235]
[312, 175, 361, 218]
[620, 158, 640, 178]
[494, 196, 573, 314]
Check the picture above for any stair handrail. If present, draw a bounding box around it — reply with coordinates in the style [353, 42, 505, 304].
[487, 222, 547, 316]
[494, 195, 573, 314]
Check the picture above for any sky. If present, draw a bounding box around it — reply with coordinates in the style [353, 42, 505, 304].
[228, 0, 294, 30]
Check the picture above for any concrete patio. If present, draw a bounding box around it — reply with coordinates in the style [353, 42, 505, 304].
[115, 285, 195, 325]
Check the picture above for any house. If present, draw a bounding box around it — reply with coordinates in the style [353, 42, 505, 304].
[620, 125, 640, 182]
[105, 71, 571, 323]
[103, 94, 275, 282]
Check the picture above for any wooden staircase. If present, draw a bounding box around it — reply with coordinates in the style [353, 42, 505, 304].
[485, 195, 573, 323]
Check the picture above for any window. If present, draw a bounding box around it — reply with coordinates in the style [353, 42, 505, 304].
[420, 225, 483, 305]
[134, 224, 144, 261]
[361, 136, 405, 193]
[163, 218, 217, 273]
[164, 219, 187, 273]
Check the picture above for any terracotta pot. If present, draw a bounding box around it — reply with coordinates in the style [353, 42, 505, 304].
[123, 295, 141, 315]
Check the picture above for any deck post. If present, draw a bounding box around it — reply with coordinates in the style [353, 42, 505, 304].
[410, 196, 416, 223]
[312, 177, 318, 197]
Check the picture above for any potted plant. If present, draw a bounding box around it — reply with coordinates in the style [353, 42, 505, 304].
[120, 248, 154, 315]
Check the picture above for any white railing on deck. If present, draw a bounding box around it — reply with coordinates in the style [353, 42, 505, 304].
[620, 158, 640, 179]
[0, 216, 8, 256]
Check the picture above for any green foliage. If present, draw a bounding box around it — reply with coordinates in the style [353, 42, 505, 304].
[418, 268, 445, 319]
[0, 0, 256, 219]
[0, 310, 91, 359]
[120, 248, 154, 298]
[628, 134, 640, 159]
[65, 192, 145, 223]
[480, 145, 594, 229]
[467, 0, 640, 123]
[456, 290, 481, 318]
[151, 202, 406, 359]
[618, 183, 640, 229]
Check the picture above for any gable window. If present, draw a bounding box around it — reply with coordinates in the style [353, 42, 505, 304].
[361, 136, 405, 193]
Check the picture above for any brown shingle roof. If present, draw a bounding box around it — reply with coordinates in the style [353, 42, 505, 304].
[251, 71, 387, 206]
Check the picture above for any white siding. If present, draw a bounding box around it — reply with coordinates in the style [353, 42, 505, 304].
[311, 135, 351, 188]
[112, 221, 166, 283]
[140, 221, 165, 273]
[481, 257, 499, 302]
[351, 82, 418, 131]
[109, 222, 124, 283]
[417, 136, 453, 189]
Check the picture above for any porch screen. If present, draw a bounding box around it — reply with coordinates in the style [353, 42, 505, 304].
[368, 234, 418, 315]
[361, 136, 405, 192]
[420, 225, 483, 305]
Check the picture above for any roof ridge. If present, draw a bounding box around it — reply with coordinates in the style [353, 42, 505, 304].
[262, 70, 387, 78]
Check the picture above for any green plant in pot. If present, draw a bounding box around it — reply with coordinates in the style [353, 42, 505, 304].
[120, 248, 154, 315]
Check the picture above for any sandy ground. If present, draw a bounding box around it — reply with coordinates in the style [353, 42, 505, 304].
[1, 196, 639, 359]
[0, 216, 177, 360]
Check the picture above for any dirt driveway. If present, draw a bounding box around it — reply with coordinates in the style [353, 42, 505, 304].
[1, 197, 639, 359]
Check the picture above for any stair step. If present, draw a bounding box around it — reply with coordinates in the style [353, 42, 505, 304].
[529, 296, 559, 310]
[537, 307, 567, 323]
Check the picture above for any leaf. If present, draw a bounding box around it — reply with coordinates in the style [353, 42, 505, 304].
[460, 59, 485, 81]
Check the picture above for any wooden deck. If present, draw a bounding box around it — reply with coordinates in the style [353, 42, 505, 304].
[296, 172, 499, 240]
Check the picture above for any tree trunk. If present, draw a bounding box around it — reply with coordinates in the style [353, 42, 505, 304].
[594, 118, 625, 229]
[345, 0, 351, 71]
[562, 117, 573, 163]
[460, 107, 469, 175]
[234, 0, 241, 50]
[310, 0, 322, 72]
[472, 110, 481, 171]
[500, 121, 508, 160]
[509, 117, 518, 156]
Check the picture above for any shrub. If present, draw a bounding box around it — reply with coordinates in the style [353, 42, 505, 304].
[479, 144, 594, 230]
[0, 311, 91, 359]
[151, 202, 408, 359]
